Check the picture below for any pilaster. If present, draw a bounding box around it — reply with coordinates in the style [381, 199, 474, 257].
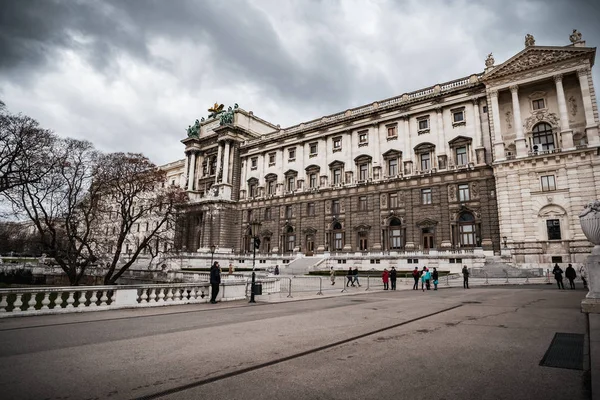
[554, 74, 574, 150]
[510, 85, 527, 157]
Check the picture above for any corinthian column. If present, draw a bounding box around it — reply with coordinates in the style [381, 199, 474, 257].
[489, 89, 505, 160]
[578, 68, 600, 146]
[215, 142, 223, 184]
[187, 151, 196, 191]
[223, 140, 231, 184]
[554, 74, 574, 149]
[472, 99, 484, 164]
[510, 85, 526, 157]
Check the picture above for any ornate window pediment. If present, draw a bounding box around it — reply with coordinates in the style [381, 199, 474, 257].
[305, 164, 320, 173]
[524, 110, 560, 132]
[284, 169, 298, 177]
[354, 224, 371, 232]
[302, 227, 317, 235]
[414, 142, 436, 154]
[415, 218, 438, 228]
[265, 173, 277, 181]
[354, 154, 372, 163]
[260, 229, 273, 237]
[382, 149, 402, 159]
[448, 135, 472, 147]
[329, 160, 345, 169]
[538, 204, 566, 218]
[247, 177, 258, 184]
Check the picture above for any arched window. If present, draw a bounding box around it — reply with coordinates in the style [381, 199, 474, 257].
[532, 123, 554, 151]
[389, 218, 403, 249]
[458, 212, 476, 247]
[332, 222, 343, 251]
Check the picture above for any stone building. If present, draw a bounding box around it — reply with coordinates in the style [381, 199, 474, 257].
[168, 31, 599, 271]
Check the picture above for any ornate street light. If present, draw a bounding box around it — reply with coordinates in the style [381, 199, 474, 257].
[210, 244, 216, 266]
[249, 219, 262, 303]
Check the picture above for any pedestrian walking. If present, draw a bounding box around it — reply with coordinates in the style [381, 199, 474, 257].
[330, 267, 336, 285]
[432, 267, 439, 290]
[565, 264, 576, 289]
[421, 267, 431, 291]
[462, 265, 470, 289]
[412, 267, 420, 290]
[352, 267, 361, 287]
[580, 265, 588, 289]
[382, 269, 389, 290]
[390, 267, 397, 290]
[553, 263, 565, 290]
[274, 265, 279, 275]
[209, 261, 221, 304]
[346, 267, 354, 287]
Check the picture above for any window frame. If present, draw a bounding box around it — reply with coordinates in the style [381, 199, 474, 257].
[388, 158, 398, 176]
[458, 184, 470, 202]
[307, 202, 316, 216]
[546, 219, 561, 240]
[417, 116, 430, 134]
[288, 148, 296, 161]
[540, 175, 556, 192]
[268, 152, 276, 166]
[532, 98, 546, 111]
[455, 146, 468, 166]
[251, 157, 258, 169]
[421, 188, 432, 205]
[309, 142, 318, 155]
[358, 196, 367, 211]
[420, 152, 431, 171]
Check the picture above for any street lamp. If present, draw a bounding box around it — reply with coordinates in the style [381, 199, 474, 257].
[502, 236, 508, 248]
[249, 219, 262, 303]
[210, 244, 216, 266]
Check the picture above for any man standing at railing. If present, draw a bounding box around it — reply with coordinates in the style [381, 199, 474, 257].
[412, 267, 420, 290]
[390, 267, 397, 290]
[210, 261, 221, 304]
[552, 263, 565, 290]
[462, 265, 470, 289]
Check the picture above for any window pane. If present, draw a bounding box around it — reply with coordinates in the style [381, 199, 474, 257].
[421, 153, 430, 171]
[456, 147, 467, 165]
[389, 159, 398, 176]
[422, 188, 432, 204]
[458, 184, 470, 202]
[547, 219, 561, 240]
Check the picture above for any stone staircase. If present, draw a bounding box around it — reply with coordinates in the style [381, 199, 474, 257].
[282, 256, 326, 275]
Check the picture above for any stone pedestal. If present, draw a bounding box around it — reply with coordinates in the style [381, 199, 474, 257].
[586, 249, 600, 299]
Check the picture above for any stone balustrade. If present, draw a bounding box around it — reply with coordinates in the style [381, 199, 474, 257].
[0, 278, 279, 318]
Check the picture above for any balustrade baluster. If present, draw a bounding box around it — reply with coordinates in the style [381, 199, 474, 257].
[99, 291, 108, 307]
[14, 294, 24, 312]
[28, 293, 37, 311]
[157, 288, 166, 303]
[148, 288, 156, 303]
[189, 287, 197, 301]
[89, 291, 98, 307]
[54, 292, 64, 309]
[65, 291, 75, 308]
[0, 295, 7, 312]
[77, 292, 87, 308]
[41, 293, 51, 310]
[172, 288, 181, 302]
[165, 288, 174, 302]
[140, 289, 148, 303]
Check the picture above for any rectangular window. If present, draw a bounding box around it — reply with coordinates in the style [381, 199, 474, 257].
[307, 202, 316, 216]
[332, 200, 340, 214]
[456, 146, 468, 165]
[541, 175, 556, 191]
[247, 209, 253, 221]
[268, 152, 276, 165]
[418, 118, 429, 131]
[358, 196, 367, 211]
[482, 106, 488, 113]
[532, 98, 545, 110]
[458, 184, 470, 202]
[359, 164, 368, 181]
[251, 157, 258, 169]
[287, 176, 295, 192]
[288, 148, 296, 160]
[358, 232, 368, 251]
[309, 142, 318, 155]
[333, 169, 342, 184]
[334, 232, 343, 250]
[359, 131, 368, 143]
[420, 153, 430, 171]
[452, 110, 465, 123]
[421, 188, 432, 205]
[389, 193, 398, 209]
[388, 159, 398, 176]
[387, 126, 397, 137]
[267, 180, 275, 195]
[286, 205, 293, 219]
[249, 184, 256, 197]
[547, 219, 561, 240]
[309, 173, 317, 188]
[264, 207, 272, 220]
[333, 137, 342, 149]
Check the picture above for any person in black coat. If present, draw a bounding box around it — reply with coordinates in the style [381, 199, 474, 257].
[432, 267, 439, 291]
[210, 261, 221, 303]
[552, 263, 565, 290]
[565, 264, 577, 289]
[390, 267, 397, 290]
[346, 267, 354, 287]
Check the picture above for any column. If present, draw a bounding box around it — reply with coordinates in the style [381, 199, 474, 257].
[472, 99, 484, 164]
[554, 74, 574, 149]
[187, 151, 196, 191]
[489, 90, 505, 160]
[578, 68, 600, 146]
[403, 116, 412, 174]
[223, 140, 231, 184]
[436, 107, 445, 167]
[510, 85, 526, 157]
[183, 151, 190, 188]
[215, 142, 223, 184]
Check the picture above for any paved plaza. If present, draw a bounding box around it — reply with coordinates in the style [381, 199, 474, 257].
[0, 285, 589, 400]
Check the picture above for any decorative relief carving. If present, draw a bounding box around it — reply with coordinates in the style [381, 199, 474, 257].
[381, 193, 387, 207]
[488, 50, 581, 79]
[470, 182, 479, 199]
[553, 74, 563, 83]
[524, 110, 560, 131]
[398, 191, 405, 207]
[505, 110, 513, 129]
[489, 89, 498, 97]
[448, 185, 457, 202]
[509, 85, 519, 93]
[577, 67, 588, 78]
[568, 95, 578, 116]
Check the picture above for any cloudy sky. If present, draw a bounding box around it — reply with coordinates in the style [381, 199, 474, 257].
[1, 0, 598, 165]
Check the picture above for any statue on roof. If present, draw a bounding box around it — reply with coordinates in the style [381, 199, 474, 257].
[485, 53, 495, 68]
[569, 29, 582, 44]
[208, 102, 225, 119]
[525, 34, 535, 47]
[186, 119, 201, 137]
[220, 106, 235, 126]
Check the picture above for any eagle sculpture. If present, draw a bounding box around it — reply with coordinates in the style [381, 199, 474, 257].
[208, 103, 225, 119]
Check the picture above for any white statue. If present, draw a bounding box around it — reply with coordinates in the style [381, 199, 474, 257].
[525, 34, 535, 47]
[569, 29, 582, 44]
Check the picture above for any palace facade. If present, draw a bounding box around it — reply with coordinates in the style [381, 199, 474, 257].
[164, 31, 599, 270]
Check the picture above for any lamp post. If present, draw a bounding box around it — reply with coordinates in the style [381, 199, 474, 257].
[210, 244, 216, 267]
[502, 236, 508, 248]
[249, 219, 262, 303]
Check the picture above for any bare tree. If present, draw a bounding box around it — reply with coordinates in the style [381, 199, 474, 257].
[0, 103, 56, 196]
[7, 138, 102, 285]
[92, 153, 187, 285]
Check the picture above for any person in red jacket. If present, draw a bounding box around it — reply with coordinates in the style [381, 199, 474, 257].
[382, 268, 390, 290]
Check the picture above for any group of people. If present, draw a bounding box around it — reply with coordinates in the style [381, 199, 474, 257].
[335, 267, 362, 287]
[410, 266, 442, 291]
[381, 267, 398, 290]
[552, 263, 587, 290]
